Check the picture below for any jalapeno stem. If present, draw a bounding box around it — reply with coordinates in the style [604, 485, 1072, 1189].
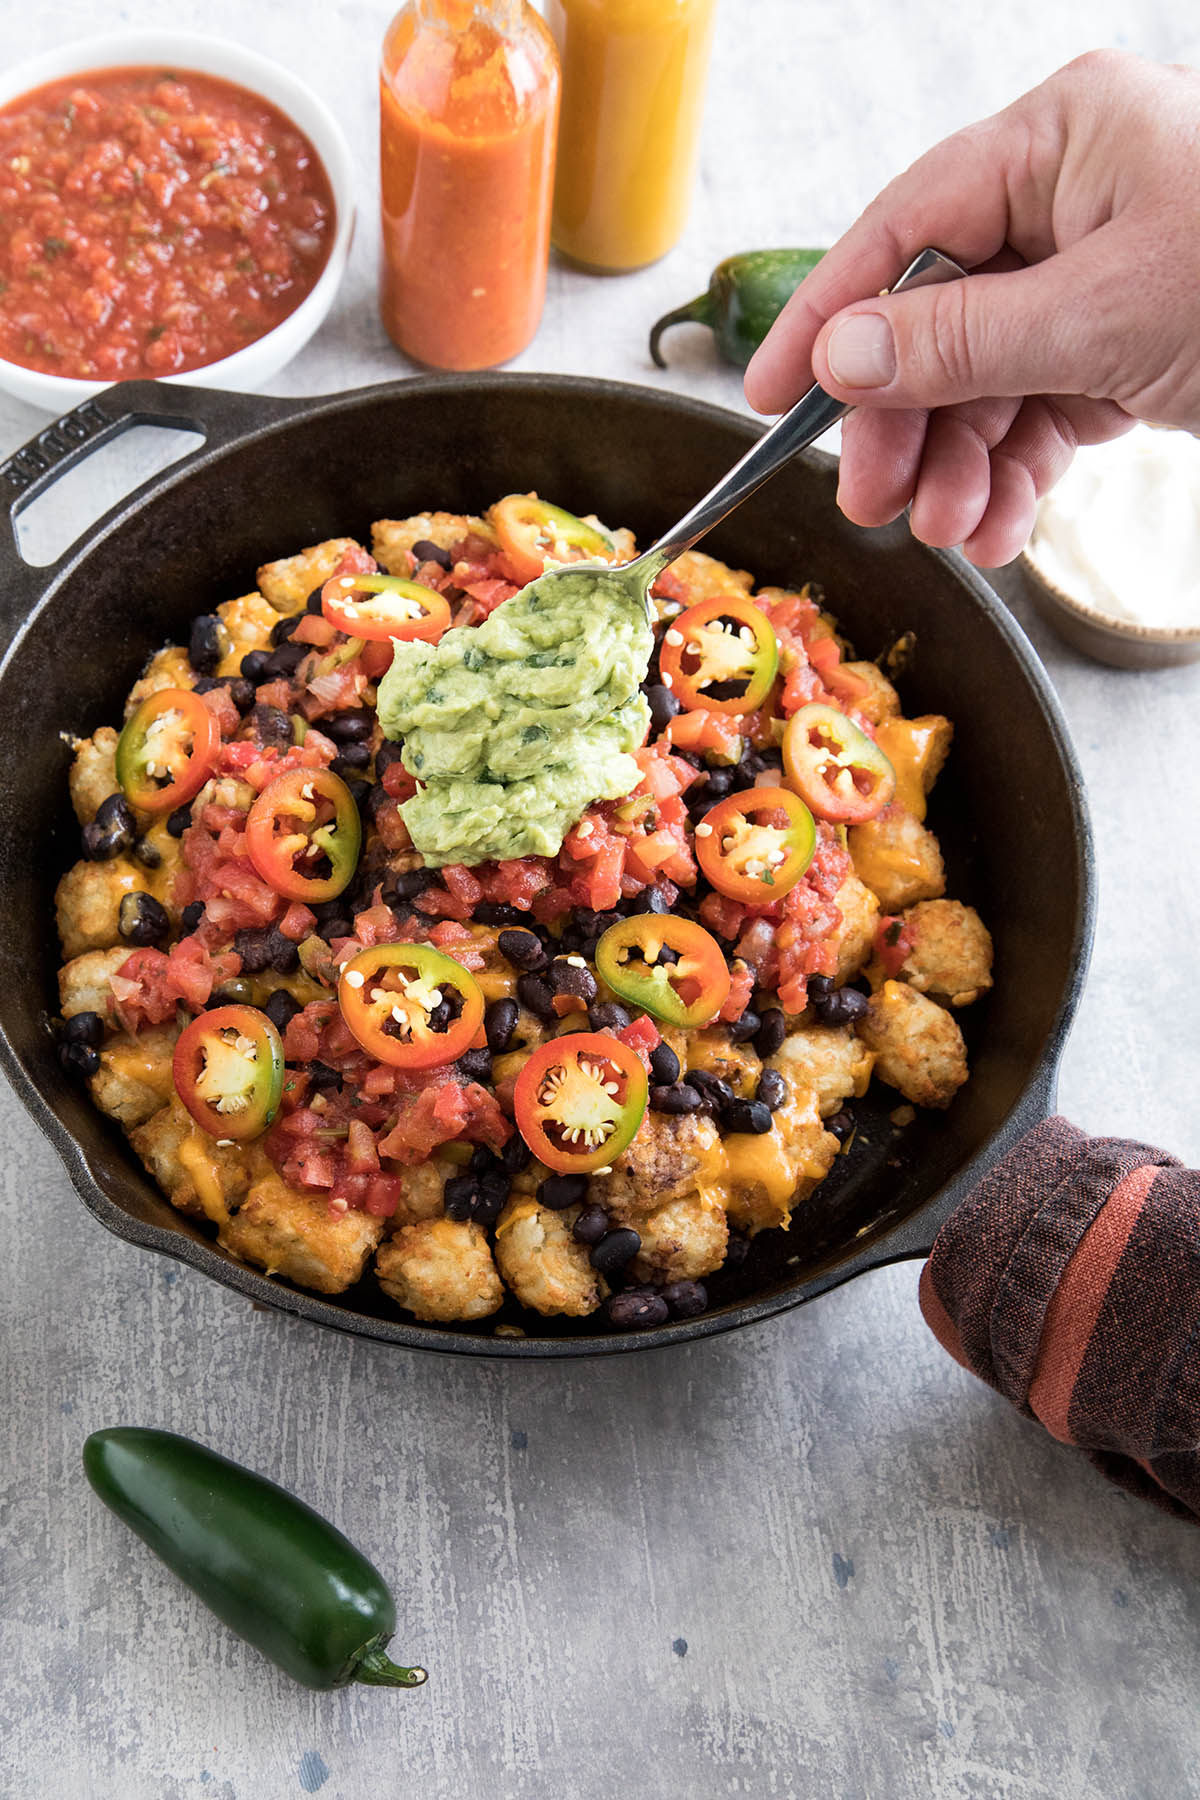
[355, 1647, 428, 1688]
[649, 294, 716, 369]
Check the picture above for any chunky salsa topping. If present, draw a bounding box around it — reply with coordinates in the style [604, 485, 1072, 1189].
[0, 66, 335, 380]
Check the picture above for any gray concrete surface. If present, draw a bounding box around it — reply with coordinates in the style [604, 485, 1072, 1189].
[3, 3, 1200, 1797]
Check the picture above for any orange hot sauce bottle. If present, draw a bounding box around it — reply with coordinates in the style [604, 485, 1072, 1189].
[548, 0, 718, 273]
[380, 0, 561, 370]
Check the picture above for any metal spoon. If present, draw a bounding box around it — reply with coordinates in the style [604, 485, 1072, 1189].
[554, 247, 966, 619]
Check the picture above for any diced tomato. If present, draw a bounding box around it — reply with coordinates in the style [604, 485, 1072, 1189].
[199, 685, 241, 738]
[352, 901, 403, 947]
[360, 640, 395, 679]
[616, 1015, 661, 1070]
[633, 742, 697, 800]
[664, 708, 744, 762]
[381, 760, 418, 801]
[110, 936, 239, 1031]
[292, 613, 338, 648]
[283, 1001, 337, 1063]
[474, 857, 552, 912]
[377, 1081, 510, 1164]
[279, 903, 317, 941]
[459, 575, 519, 615]
[875, 915, 915, 978]
[718, 961, 756, 1023]
[373, 798, 412, 851]
[699, 890, 747, 942]
[253, 678, 294, 714]
[333, 544, 378, 579]
[650, 567, 690, 605]
[624, 830, 678, 885]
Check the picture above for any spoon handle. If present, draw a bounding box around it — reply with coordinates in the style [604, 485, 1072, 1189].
[639, 247, 966, 579]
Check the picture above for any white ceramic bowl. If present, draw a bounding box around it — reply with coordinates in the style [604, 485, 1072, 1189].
[0, 30, 355, 412]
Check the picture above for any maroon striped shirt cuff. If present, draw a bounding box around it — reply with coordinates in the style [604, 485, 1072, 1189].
[919, 1116, 1200, 1521]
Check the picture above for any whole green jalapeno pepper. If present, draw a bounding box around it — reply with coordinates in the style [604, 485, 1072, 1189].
[649, 248, 826, 370]
[83, 1427, 427, 1691]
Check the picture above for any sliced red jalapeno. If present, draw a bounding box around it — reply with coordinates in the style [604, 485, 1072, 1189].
[245, 768, 362, 903]
[321, 573, 451, 644]
[491, 495, 615, 586]
[513, 1032, 648, 1175]
[115, 687, 221, 814]
[695, 786, 816, 904]
[783, 702, 896, 824]
[173, 1005, 284, 1141]
[657, 596, 779, 716]
[338, 942, 484, 1070]
[594, 916, 731, 1028]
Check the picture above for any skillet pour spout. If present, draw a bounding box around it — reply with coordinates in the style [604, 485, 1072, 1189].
[0, 375, 1094, 1357]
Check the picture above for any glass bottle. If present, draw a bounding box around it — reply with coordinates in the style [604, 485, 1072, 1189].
[548, 0, 718, 273]
[380, 0, 561, 369]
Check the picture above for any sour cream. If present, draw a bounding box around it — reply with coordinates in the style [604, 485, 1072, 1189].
[1026, 423, 1200, 629]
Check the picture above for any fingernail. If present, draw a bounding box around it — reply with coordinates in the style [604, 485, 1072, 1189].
[827, 313, 896, 389]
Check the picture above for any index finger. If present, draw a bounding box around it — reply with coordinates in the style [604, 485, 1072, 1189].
[743, 101, 1052, 414]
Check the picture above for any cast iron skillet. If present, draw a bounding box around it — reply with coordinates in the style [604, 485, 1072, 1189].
[0, 375, 1094, 1358]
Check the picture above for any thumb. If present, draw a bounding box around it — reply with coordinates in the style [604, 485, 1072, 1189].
[811, 247, 1120, 411]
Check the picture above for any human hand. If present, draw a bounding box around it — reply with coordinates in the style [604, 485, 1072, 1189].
[744, 51, 1200, 566]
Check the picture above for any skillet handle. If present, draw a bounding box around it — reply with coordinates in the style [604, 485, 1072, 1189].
[0, 379, 299, 627]
[851, 1062, 1061, 1269]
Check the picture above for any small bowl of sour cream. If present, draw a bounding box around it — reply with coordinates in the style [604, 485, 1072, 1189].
[1021, 422, 1200, 669]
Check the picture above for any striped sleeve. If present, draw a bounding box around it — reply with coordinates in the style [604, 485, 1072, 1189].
[919, 1117, 1200, 1522]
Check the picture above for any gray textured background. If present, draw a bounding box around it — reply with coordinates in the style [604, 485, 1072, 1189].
[4, 3, 1200, 1797]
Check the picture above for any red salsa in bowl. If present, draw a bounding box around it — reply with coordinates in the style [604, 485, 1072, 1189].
[0, 65, 337, 381]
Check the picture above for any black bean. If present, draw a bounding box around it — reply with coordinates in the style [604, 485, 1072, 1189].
[305, 585, 327, 613]
[754, 1008, 787, 1058]
[501, 1134, 532, 1175]
[572, 1204, 610, 1246]
[375, 739, 407, 775]
[428, 998, 455, 1033]
[497, 928, 547, 971]
[59, 1040, 100, 1079]
[826, 1108, 854, 1141]
[729, 1008, 761, 1044]
[270, 613, 302, 647]
[118, 891, 170, 947]
[547, 957, 597, 1005]
[268, 927, 300, 973]
[587, 1001, 631, 1034]
[233, 927, 273, 974]
[819, 987, 870, 1027]
[180, 901, 205, 934]
[307, 1061, 342, 1093]
[344, 777, 372, 811]
[95, 792, 137, 843]
[470, 1144, 502, 1173]
[539, 1173, 589, 1211]
[81, 821, 123, 861]
[207, 980, 254, 1009]
[473, 902, 528, 927]
[262, 641, 307, 680]
[484, 997, 519, 1054]
[722, 1231, 751, 1270]
[516, 973, 555, 1020]
[688, 1069, 736, 1115]
[384, 866, 435, 903]
[188, 614, 226, 674]
[807, 974, 835, 1004]
[324, 709, 374, 744]
[331, 745, 371, 778]
[361, 784, 391, 824]
[475, 1168, 511, 1220]
[661, 1279, 708, 1319]
[248, 704, 292, 747]
[725, 1098, 773, 1135]
[605, 1289, 668, 1329]
[443, 1173, 476, 1222]
[167, 804, 193, 839]
[701, 766, 735, 800]
[648, 1042, 680, 1086]
[457, 1048, 493, 1082]
[575, 905, 623, 937]
[62, 1010, 103, 1048]
[314, 914, 353, 943]
[650, 1082, 703, 1114]
[590, 1227, 641, 1276]
[263, 990, 302, 1033]
[630, 886, 671, 915]
[240, 648, 270, 683]
[645, 682, 680, 736]
[132, 836, 162, 870]
[755, 1069, 788, 1112]
[411, 538, 453, 569]
[227, 678, 256, 714]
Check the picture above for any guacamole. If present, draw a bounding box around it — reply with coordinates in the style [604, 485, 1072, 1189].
[377, 566, 653, 865]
